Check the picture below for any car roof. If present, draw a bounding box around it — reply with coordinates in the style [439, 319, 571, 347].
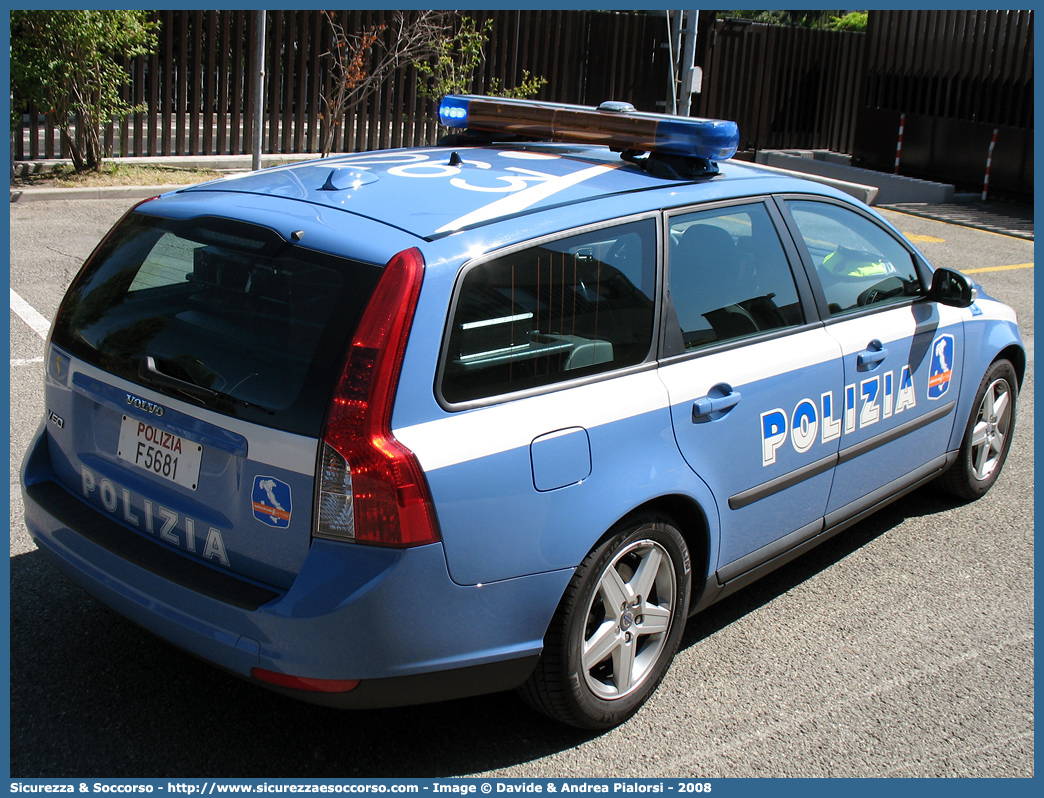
[174, 143, 823, 242]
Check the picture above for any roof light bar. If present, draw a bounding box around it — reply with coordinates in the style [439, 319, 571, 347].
[438, 95, 739, 162]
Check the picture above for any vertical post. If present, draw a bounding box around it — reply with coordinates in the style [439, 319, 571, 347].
[666, 10, 682, 115]
[664, 14, 675, 115]
[512, 10, 520, 87]
[10, 91, 16, 181]
[982, 128, 998, 202]
[679, 10, 699, 117]
[893, 112, 905, 174]
[252, 11, 266, 171]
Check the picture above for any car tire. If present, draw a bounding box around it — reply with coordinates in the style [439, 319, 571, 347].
[519, 515, 691, 729]
[936, 358, 1017, 501]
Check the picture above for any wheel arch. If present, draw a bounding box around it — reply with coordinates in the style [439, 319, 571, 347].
[520, 491, 708, 728]
[998, 343, 1026, 388]
[612, 493, 713, 603]
[948, 332, 1025, 454]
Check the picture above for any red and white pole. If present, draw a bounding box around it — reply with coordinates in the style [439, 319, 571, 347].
[982, 128, 999, 202]
[894, 112, 906, 174]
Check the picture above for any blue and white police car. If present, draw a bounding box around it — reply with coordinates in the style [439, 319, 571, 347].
[22, 95, 1023, 729]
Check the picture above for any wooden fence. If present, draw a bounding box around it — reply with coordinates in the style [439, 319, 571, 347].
[862, 9, 1033, 130]
[695, 18, 866, 154]
[852, 9, 1033, 198]
[13, 9, 1033, 198]
[15, 9, 668, 160]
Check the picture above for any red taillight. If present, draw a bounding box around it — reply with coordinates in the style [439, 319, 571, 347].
[252, 668, 360, 694]
[316, 247, 440, 547]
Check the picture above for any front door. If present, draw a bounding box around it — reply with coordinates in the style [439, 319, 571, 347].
[658, 200, 843, 580]
[782, 198, 965, 515]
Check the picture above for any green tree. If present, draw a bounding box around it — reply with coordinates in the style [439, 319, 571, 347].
[415, 16, 546, 105]
[11, 10, 159, 172]
[723, 10, 868, 31]
[320, 11, 447, 156]
[415, 17, 493, 102]
[825, 12, 868, 31]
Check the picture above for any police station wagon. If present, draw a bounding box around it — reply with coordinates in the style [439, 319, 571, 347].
[22, 95, 1023, 729]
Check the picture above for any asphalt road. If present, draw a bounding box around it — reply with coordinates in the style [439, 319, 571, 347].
[8, 199, 1034, 778]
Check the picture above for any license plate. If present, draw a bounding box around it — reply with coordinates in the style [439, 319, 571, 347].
[117, 415, 203, 490]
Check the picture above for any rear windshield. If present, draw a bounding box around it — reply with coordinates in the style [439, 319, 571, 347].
[50, 211, 381, 436]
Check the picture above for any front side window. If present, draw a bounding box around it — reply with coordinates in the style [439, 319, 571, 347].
[786, 200, 924, 316]
[441, 219, 657, 404]
[667, 202, 803, 351]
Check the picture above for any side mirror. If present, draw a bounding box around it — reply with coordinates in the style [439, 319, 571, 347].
[927, 268, 977, 308]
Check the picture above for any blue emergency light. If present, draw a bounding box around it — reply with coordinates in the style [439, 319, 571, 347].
[438, 95, 739, 162]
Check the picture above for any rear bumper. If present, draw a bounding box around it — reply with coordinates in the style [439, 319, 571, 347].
[21, 425, 570, 707]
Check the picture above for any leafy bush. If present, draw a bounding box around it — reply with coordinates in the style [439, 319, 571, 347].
[415, 16, 546, 105]
[825, 12, 868, 31]
[11, 10, 159, 172]
[723, 10, 867, 32]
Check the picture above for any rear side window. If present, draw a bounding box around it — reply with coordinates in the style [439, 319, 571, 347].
[50, 212, 381, 436]
[441, 219, 657, 404]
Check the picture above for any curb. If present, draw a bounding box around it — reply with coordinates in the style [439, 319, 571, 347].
[740, 160, 879, 206]
[11, 152, 319, 176]
[11, 185, 193, 203]
[10, 153, 322, 203]
[755, 149, 955, 205]
[10, 155, 1033, 242]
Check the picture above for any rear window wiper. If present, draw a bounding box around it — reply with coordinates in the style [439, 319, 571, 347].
[139, 355, 217, 401]
[138, 356, 274, 415]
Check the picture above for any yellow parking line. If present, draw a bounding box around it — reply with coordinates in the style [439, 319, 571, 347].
[962, 263, 1033, 274]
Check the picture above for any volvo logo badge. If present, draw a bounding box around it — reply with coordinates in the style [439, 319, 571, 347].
[126, 393, 165, 417]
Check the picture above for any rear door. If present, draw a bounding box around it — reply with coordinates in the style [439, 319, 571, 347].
[781, 198, 965, 516]
[421, 216, 665, 586]
[657, 199, 843, 581]
[45, 210, 381, 588]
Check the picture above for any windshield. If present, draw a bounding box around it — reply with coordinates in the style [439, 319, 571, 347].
[50, 211, 381, 436]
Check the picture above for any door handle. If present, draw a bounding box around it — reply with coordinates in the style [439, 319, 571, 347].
[692, 384, 742, 420]
[857, 339, 889, 369]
